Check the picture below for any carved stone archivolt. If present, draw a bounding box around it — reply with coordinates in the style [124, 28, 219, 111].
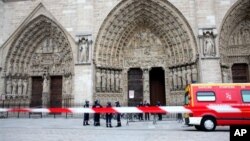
[219, 0, 250, 72]
[93, 0, 198, 104]
[3, 15, 74, 103]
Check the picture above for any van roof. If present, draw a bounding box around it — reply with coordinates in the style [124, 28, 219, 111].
[188, 83, 250, 87]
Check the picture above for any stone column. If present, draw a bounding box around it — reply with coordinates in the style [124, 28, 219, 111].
[143, 68, 150, 103]
[123, 69, 128, 106]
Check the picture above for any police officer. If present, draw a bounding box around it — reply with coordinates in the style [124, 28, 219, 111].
[138, 101, 143, 121]
[106, 102, 113, 128]
[115, 101, 122, 127]
[83, 100, 90, 126]
[144, 101, 150, 121]
[156, 101, 162, 121]
[93, 100, 102, 126]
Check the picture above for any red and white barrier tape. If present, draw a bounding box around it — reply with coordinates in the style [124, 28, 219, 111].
[0, 105, 249, 114]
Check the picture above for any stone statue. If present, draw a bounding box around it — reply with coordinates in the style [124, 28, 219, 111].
[191, 65, 198, 83]
[186, 66, 192, 84]
[12, 79, 17, 94]
[115, 71, 119, 92]
[17, 79, 23, 95]
[177, 68, 182, 89]
[118, 71, 122, 92]
[6, 77, 12, 94]
[106, 70, 110, 92]
[182, 67, 187, 88]
[101, 69, 106, 92]
[168, 71, 173, 90]
[173, 68, 177, 90]
[96, 69, 101, 92]
[79, 39, 89, 63]
[110, 70, 115, 92]
[204, 33, 215, 56]
[22, 79, 28, 95]
[42, 74, 49, 93]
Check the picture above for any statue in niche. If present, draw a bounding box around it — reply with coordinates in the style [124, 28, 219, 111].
[22, 79, 28, 95]
[115, 71, 119, 92]
[42, 73, 49, 93]
[203, 32, 215, 57]
[110, 70, 115, 92]
[186, 66, 192, 84]
[79, 39, 89, 63]
[101, 69, 107, 92]
[182, 67, 187, 88]
[173, 68, 177, 90]
[118, 72, 122, 92]
[96, 69, 101, 92]
[17, 79, 23, 95]
[12, 79, 17, 94]
[6, 77, 12, 94]
[177, 68, 182, 89]
[168, 71, 173, 91]
[222, 71, 229, 83]
[191, 65, 198, 83]
[106, 70, 111, 92]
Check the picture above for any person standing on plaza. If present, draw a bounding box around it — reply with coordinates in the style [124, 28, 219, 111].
[106, 102, 113, 128]
[115, 101, 122, 127]
[93, 100, 102, 126]
[156, 101, 162, 121]
[83, 100, 90, 126]
[144, 101, 150, 121]
[138, 101, 144, 121]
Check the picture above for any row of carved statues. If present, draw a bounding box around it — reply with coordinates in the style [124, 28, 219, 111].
[5, 77, 28, 95]
[96, 68, 122, 93]
[168, 65, 198, 90]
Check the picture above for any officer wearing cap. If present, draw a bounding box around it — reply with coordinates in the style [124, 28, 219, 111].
[115, 101, 122, 127]
[106, 102, 113, 128]
[83, 100, 90, 126]
[93, 100, 102, 126]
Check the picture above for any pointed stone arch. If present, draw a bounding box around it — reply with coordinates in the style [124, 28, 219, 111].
[93, 0, 198, 105]
[219, 0, 250, 83]
[2, 12, 74, 106]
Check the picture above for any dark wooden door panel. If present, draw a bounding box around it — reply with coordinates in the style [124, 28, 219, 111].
[150, 68, 166, 106]
[232, 64, 249, 83]
[50, 76, 62, 108]
[31, 77, 43, 107]
[128, 68, 143, 106]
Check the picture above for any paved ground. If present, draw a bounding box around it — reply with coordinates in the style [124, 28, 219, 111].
[0, 117, 229, 141]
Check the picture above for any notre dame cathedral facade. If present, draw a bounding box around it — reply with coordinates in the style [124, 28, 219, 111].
[0, 0, 249, 107]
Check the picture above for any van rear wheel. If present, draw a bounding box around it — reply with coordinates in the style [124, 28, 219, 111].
[201, 117, 216, 131]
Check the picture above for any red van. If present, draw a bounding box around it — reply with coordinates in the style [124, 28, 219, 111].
[184, 83, 250, 131]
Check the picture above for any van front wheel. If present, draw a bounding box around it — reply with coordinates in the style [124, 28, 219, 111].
[201, 117, 216, 131]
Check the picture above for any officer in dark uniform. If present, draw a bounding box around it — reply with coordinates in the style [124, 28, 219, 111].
[156, 101, 162, 121]
[138, 101, 143, 121]
[144, 101, 150, 120]
[115, 101, 122, 127]
[93, 100, 102, 126]
[106, 102, 113, 128]
[83, 100, 90, 126]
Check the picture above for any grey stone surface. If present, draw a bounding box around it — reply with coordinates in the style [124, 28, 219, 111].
[0, 118, 229, 141]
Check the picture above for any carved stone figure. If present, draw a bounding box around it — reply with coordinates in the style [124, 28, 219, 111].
[6, 77, 12, 94]
[115, 71, 119, 92]
[168, 71, 173, 90]
[191, 65, 198, 83]
[17, 79, 23, 95]
[101, 69, 106, 91]
[106, 70, 111, 92]
[173, 68, 177, 90]
[182, 67, 187, 88]
[186, 66, 192, 84]
[96, 69, 101, 92]
[22, 79, 28, 95]
[12, 79, 17, 94]
[42, 74, 49, 93]
[110, 70, 115, 92]
[177, 68, 182, 89]
[79, 39, 89, 63]
[204, 35, 215, 56]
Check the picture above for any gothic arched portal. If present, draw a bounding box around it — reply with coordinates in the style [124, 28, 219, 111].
[94, 0, 198, 106]
[4, 15, 74, 107]
[219, 0, 250, 83]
